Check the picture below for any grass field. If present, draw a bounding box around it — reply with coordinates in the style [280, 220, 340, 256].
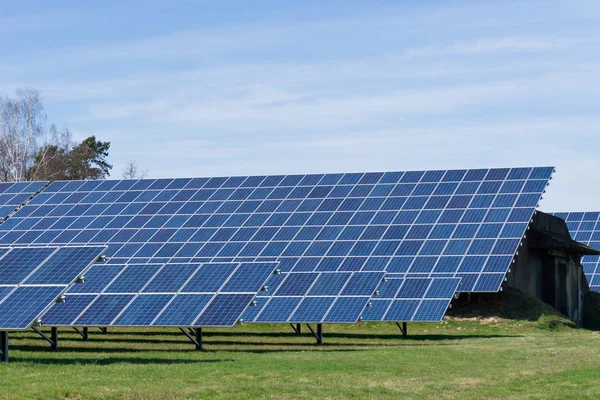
[1, 290, 599, 399]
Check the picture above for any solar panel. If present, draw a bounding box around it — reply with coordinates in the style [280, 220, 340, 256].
[361, 277, 461, 322]
[0, 181, 47, 222]
[246, 271, 385, 323]
[0, 246, 105, 330]
[0, 168, 552, 299]
[553, 212, 600, 291]
[42, 261, 278, 327]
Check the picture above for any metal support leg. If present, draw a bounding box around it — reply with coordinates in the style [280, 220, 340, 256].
[73, 327, 89, 341]
[51, 327, 58, 350]
[0, 331, 7, 363]
[195, 328, 203, 351]
[306, 324, 323, 345]
[179, 327, 203, 351]
[316, 324, 323, 345]
[99, 327, 108, 334]
[32, 327, 58, 350]
[395, 322, 407, 338]
[290, 323, 302, 335]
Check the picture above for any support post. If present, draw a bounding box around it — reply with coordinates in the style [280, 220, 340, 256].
[32, 327, 58, 350]
[99, 327, 108, 334]
[395, 322, 407, 338]
[305, 324, 323, 345]
[179, 327, 203, 351]
[195, 327, 203, 351]
[51, 327, 58, 350]
[289, 323, 302, 335]
[0, 331, 7, 363]
[316, 324, 323, 345]
[73, 327, 89, 341]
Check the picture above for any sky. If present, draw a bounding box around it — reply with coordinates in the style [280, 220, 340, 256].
[1, 0, 599, 212]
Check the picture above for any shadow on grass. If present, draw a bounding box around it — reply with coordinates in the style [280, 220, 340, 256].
[10, 330, 520, 345]
[7, 354, 234, 365]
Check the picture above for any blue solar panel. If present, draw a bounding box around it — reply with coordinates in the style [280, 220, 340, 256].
[43, 261, 278, 327]
[194, 294, 255, 327]
[0, 286, 64, 329]
[39, 294, 97, 325]
[75, 294, 135, 326]
[361, 277, 461, 322]
[553, 212, 600, 292]
[0, 247, 56, 284]
[113, 294, 173, 326]
[0, 168, 552, 299]
[249, 271, 385, 323]
[0, 245, 105, 329]
[0, 181, 47, 222]
[153, 294, 213, 326]
[26, 246, 107, 285]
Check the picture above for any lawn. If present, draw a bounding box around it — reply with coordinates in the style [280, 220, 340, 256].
[1, 291, 599, 399]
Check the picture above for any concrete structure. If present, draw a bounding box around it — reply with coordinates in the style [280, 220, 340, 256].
[505, 211, 600, 326]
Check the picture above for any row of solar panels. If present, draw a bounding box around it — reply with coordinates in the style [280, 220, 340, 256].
[0, 245, 459, 329]
[0, 167, 557, 330]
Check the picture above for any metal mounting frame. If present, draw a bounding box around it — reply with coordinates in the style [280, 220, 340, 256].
[180, 327, 203, 351]
[32, 327, 59, 350]
[73, 327, 89, 341]
[395, 322, 407, 338]
[290, 323, 302, 335]
[305, 324, 323, 345]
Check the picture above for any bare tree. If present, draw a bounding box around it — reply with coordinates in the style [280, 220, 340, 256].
[0, 88, 112, 182]
[122, 160, 148, 179]
[0, 88, 46, 181]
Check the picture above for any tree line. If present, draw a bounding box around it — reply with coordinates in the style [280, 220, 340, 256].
[0, 88, 146, 182]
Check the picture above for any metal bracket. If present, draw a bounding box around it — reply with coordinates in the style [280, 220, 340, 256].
[32, 327, 58, 350]
[73, 327, 89, 341]
[395, 322, 407, 338]
[180, 327, 203, 351]
[290, 323, 302, 335]
[98, 327, 108, 334]
[306, 324, 323, 345]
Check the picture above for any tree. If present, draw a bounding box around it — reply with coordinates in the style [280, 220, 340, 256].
[29, 135, 113, 181]
[0, 88, 46, 182]
[68, 136, 112, 180]
[122, 160, 148, 179]
[0, 88, 112, 182]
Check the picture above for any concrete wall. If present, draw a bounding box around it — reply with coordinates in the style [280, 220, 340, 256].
[506, 233, 586, 326]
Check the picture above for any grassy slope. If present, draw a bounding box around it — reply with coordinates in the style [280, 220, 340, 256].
[1, 289, 599, 400]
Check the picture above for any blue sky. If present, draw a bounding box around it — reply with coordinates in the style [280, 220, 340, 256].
[1, 0, 599, 212]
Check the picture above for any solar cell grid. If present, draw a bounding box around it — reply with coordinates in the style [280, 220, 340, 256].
[554, 212, 600, 292]
[43, 261, 278, 327]
[0, 245, 105, 329]
[248, 271, 385, 323]
[361, 277, 461, 322]
[0, 168, 551, 296]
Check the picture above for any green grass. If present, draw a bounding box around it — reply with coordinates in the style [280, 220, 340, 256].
[1, 290, 599, 399]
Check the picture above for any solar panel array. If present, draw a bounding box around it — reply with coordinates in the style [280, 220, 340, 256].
[0, 181, 47, 220]
[0, 246, 105, 329]
[553, 212, 600, 292]
[362, 277, 461, 322]
[43, 261, 278, 327]
[243, 271, 385, 323]
[0, 167, 552, 299]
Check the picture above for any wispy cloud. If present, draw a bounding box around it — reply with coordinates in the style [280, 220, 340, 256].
[2, 0, 600, 210]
